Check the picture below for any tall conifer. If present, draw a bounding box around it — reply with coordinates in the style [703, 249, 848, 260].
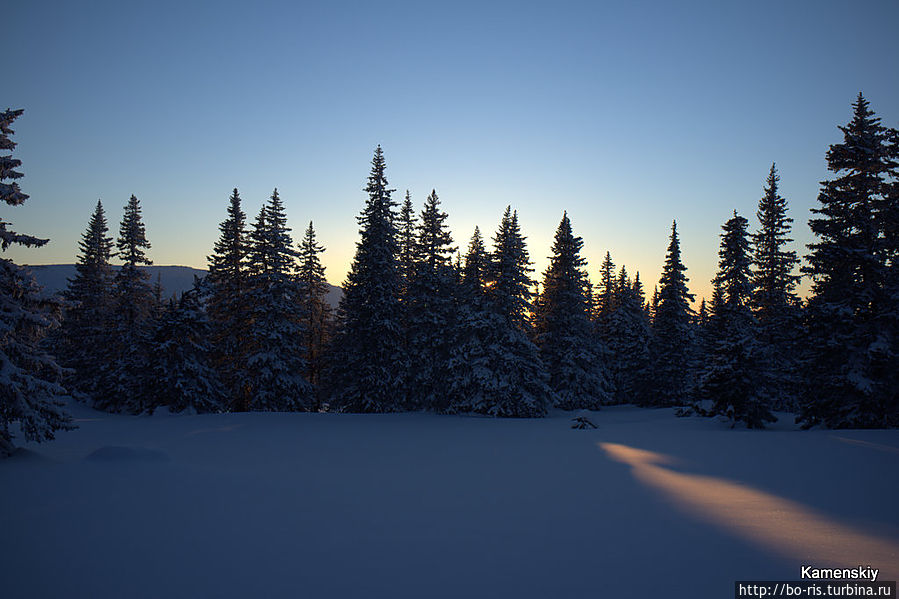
[297, 220, 331, 401]
[206, 188, 249, 409]
[95, 195, 155, 413]
[606, 266, 652, 405]
[751, 164, 802, 409]
[59, 200, 114, 398]
[405, 190, 456, 410]
[448, 223, 549, 418]
[0, 109, 73, 455]
[650, 221, 695, 406]
[700, 212, 774, 427]
[327, 146, 407, 412]
[801, 94, 899, 427]
[242, 189, 311, 411]
[397, 190, 418, 300]
[534, 212, 609, 409]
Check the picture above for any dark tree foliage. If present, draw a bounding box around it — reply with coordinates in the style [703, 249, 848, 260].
[801, 94, 899, 428]
[699, 212, 774, 428]
[605, 267, 652, 405]
[93, 194, 156, 413]
[462, 226, 487, 288]
[534, 212, 609, 409]
[486, 206, 534, 332]
[0, 109, 73, 456]
[58, 200, 114, 399]
[447, 226, 549, 417]
[396, 190, 418, 301]
[750, 164, 803, 410]
[594, 251, 617, 323]
[405, 190, 457, 411]
[0, 109, 42, 250]
[144, 286, 225, 414]
[242, 189, 312, 411]
[327, 146, 407, 413]
[206, 188, 249, 410]
[696, 297, 709, 329]
[297, 220, 331, 404]
[649, 221, 695, 406]
[648, 285, 659, 324]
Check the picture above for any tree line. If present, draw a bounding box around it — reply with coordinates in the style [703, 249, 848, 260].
[1, 93, 897, 456]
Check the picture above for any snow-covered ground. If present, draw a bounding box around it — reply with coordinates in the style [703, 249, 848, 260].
[2, 403, 897, 598]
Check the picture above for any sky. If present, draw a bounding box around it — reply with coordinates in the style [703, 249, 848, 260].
[5, 0, 899, 302]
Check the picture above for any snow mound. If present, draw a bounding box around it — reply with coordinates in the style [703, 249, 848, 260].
[84, 446, 170, 462]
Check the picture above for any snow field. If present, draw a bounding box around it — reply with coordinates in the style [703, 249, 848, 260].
[2, 404, 897, 598]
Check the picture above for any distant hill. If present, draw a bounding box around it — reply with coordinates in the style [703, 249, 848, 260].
[24, 264, 344, 309]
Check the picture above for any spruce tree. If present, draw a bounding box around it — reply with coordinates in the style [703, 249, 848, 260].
[327, 146, 407, 412]
[632, 272, 648, 318]
[699, 212, 774, 428]
[462, 226, 487, 287]
[206, 188, 249, 410]
[447, 225, 550, 417]
[534, 212, 609, 409]
[58, 200, 114, 399]
[405, 190, 457, 411]
[144, 287, 225, 414]
[606, 266, 652, 405]
[487, 206, 534, 331]
[595, 251, 617, 323]
[95, 194, 155, 413]
[396, 190, 418, 300]
[696, 297, 709, 329]
[648, 285, 659, 323]
[801, 94, 899, 428]
[446, 228, 495, 414]
[297, 220, 331, 403]
[751, 164, 802, 410]
[650, 221, 695, 406]
[0, 108, 73, 456]
[242, 189, 312, 411]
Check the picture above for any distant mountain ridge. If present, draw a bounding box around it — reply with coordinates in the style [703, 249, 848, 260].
[24, 264, 343, 308]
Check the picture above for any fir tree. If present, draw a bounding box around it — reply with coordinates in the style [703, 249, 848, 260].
[242, 189, 312, 411]
[297, 220, 331, 403]
[396, 190, 418, 300]
[462, 226, 487, 287]
[595, 251, 617, 323]
[750, 164, 802, 410]
[0, 109, 42, 251]
[58, 200, 114, 399]
[486, 206, 534, 331]
[606, 266, 652, 405]
[650, 221, 695, 406]
[648, 285, 660, 323]
[405, 190, 457, 411]
[206, 188, 249, 410]
[632, 272, 647, 313]
[0, 108, 73, 456]
[696, 297, 709, 329]
[144, 287, 225, 414]
[327, 146, 407, 412]
[699, 212, 774, 428]
[447, 226, 550, 417]
[801, 94, 899, 428]
[95, 194, 155, 413]
[534, 212, 609, 409]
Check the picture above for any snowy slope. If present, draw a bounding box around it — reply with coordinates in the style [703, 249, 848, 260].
[24, 263, 344, 307]
[1, 406, 897, 598]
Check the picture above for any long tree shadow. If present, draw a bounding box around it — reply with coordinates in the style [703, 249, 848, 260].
[601, 442, 899, 580]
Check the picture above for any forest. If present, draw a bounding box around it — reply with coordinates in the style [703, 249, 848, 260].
[1, 93, 897, 457]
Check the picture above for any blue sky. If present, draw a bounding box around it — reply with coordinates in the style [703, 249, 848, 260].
[6, 0, 899, 301]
